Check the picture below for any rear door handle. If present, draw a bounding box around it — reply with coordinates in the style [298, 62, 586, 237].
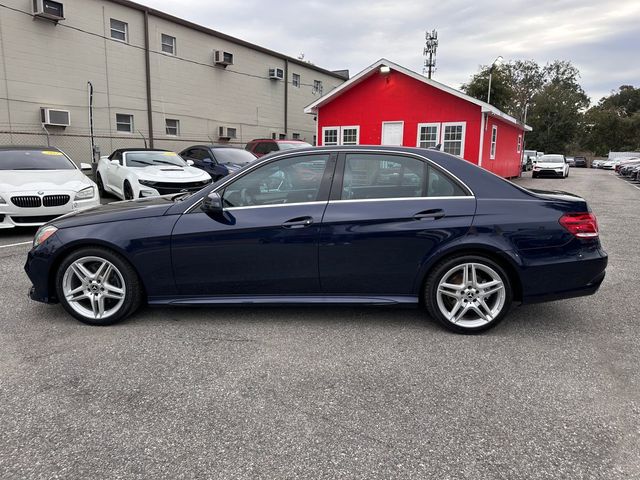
[414, 209, 445, 220]
[282, 216, 314, 229]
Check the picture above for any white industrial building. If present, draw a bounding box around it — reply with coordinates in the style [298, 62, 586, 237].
[0, 0, 348, 162]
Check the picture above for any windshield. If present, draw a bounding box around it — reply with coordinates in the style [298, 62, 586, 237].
[538, 155, 565, 163]
[277, 142, 313, 151]
[125, 151, 187, 168]
[214, 149, 257, 165]
[0, 149, 76, 170]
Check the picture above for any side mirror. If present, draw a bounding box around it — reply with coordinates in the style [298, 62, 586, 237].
[186, 159, 195, 166]
[201, 192, 223, 215]
[80, 162, 92, 171]
[110, 159, 120, 166]
[203, 157, 214, 163]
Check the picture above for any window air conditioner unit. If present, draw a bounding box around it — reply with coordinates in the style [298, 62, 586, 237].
[268, 68, 284, 80]
[214, 50, 233, 66]
[33, 0, 65, 21]
[40, 107, 70, 127]
[218, 126, 236, 139]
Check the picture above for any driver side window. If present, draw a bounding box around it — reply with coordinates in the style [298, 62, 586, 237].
[223, 154, 329, 208]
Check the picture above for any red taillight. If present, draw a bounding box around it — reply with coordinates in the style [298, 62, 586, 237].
[559, 212, 599, 238]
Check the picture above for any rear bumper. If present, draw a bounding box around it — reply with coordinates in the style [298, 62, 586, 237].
[520, 246, 608, 304]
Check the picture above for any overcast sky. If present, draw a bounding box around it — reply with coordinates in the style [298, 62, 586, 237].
[143, 0, 640, 103]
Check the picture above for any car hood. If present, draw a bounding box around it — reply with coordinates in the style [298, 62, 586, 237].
[0, 170, 94, 193]
[133, 165, 211, 181]
[51, 195, 177, 229]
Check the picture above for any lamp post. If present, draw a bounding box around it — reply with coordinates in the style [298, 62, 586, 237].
[486, 55, 503, 105]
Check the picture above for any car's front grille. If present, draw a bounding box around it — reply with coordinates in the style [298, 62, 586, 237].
[11, 215, 59, 224]
[43, 195, 70, 207]
[149, 180, 212, 196]
[11, 196, 41, 208]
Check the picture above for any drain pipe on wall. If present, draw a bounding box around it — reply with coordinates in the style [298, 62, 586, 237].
[87, 81, 97, 177]
[284, 59, 289, 138]
[143, 9, 154, 148]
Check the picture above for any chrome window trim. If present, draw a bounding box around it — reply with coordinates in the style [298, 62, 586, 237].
[329, 196, 475, 205]
[224, 201, 327, 212]
[185, 148, 475, 213]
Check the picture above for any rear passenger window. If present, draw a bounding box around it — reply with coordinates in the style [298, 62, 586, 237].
[342, 154, 425, 200]
[426, 165, 467, 197]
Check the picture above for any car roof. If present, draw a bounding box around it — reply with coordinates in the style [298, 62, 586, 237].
[248, 139, 310, 143]
[0, 145, 62, 151]
[182, 145, 246, 150]
[113, 148, 171, 154]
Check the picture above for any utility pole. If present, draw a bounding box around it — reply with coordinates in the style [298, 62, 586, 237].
[423, 30, 438, 79]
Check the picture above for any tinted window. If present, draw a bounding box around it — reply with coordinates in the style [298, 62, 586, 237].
[538, 155, 565, 163]
[254, 142, 275, 155]
[214, 149, 256, 165]
[0, 149, 76, 170]
[426, 165, 467, 197]
[341, 154, 425, 200]
[223, 154, 329, 208]
[185, 149, 211, 161]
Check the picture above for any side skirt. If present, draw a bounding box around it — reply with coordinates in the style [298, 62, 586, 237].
[148, 295, 420, 307]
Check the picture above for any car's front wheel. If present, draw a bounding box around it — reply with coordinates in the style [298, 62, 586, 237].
[424, 255, 513, 334]
[123, 181, 134, 200]
[55, 247, 143, 325]
[96, 172, 106, 197]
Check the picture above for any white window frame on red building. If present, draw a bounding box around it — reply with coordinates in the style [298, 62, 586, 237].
[416, 123, 440, 149]
[441, 122, 466, 157]
[517, 134, 522, 153]
[490, 125, 498, 159]
[322, 126, 360, 146]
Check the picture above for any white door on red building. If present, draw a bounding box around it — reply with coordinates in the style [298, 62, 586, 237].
[381, 122, 404, 146]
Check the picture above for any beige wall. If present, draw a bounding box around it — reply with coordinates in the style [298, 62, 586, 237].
[0, 0, 344, 162]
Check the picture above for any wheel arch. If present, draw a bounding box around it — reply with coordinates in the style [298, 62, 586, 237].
[47, 239, 148, 303]
[415, 244, 524, 303]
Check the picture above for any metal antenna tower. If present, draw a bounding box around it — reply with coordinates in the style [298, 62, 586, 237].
[423, 29, 438, 79]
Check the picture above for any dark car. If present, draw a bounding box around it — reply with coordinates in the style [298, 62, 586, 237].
[574, 156, 587, 168]
[180, 145, 257, 181]
[25, 146, 607, 334]
[245, 139, 313, 158]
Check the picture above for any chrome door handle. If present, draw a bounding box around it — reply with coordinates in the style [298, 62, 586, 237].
[282, 216, 314, 229]
[414, 209, 445, 220]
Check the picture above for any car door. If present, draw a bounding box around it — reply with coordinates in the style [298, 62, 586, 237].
[319, 151, 476, 295]
[171, 152, 336, 296]
[106, 151, 124, 196]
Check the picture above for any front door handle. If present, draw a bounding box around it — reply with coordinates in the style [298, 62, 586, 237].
[282, 216, 314, 229]
[414, 209, 445, 220]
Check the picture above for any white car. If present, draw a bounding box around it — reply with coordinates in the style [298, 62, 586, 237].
[601, 159, 620, 170]
[532, 154, 570, 179]
[0, 146, 100, 229]
[96, 149, 212, 200]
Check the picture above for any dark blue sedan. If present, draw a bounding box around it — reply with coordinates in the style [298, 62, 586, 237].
[179, 145, 257, 181]
[25, 147, 607, 333]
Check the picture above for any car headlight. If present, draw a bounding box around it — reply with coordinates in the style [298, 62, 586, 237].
[74, 186, 95, 200]
[33, 225, 58, 248]
[0, 194, 6, 205]
[138, 180, 157, 187]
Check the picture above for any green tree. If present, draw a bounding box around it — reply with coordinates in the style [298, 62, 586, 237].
[461, 65, 513, 113]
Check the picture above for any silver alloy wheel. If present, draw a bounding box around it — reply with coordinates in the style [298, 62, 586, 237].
[62, 256, 126, 320]
[436, 262, 506, 328]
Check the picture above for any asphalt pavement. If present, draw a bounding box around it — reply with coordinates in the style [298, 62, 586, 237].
[0, 168, 638, 479]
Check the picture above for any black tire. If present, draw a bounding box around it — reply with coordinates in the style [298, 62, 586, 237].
[424, 255, 513, 334]
[123, 181, 134, 200]
[55, 246, 143, 326]
[96, 172, 105, 197]
[532, 173, 537, 178]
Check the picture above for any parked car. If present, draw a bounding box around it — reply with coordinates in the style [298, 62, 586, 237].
[615, 157, 640, 174]
[25, 146, 607, 334]
[96, 149, 212, 200]
[179, 145, 257, 181]
[591, 159, 604, 168]
[0, 146, 99, 229]
[531, 154, 570, 178]
[601, 159, 619, 170]
[521, 156, 533, 172]
[573, 156, 587, 168]
[630, 164, 640, 181]
[245, 139, 313, 158]
[566, 156, 576, 167]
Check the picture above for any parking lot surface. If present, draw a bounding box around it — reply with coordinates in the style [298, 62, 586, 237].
[1, 168, 638, 479]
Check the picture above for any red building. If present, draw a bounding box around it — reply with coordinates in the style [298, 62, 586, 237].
[304, 59, 531, 178]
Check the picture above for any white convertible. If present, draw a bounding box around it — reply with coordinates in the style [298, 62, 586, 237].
[96, 149, 212, 200]
[0, 146, 100, 229]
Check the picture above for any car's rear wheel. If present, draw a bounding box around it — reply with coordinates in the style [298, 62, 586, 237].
[123, 181, 134, 200]
[532, 172, 537, 178]
[55, 247, 143, 326]
[424, 255, 513, 334]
